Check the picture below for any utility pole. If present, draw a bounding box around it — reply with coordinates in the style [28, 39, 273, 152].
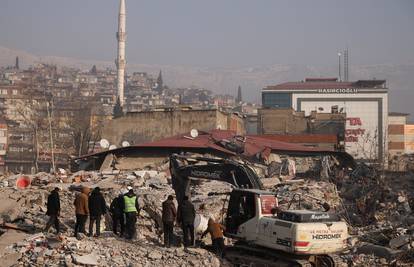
[344, 48, 349, 81]
[46, 99, 55, 173]
[338, 52, 342, 82]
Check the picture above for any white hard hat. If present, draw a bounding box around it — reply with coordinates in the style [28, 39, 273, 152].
[127, 186, 133, 191]
[120, 188, 128, 195]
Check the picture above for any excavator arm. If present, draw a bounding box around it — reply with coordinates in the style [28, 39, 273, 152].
[169, 154, 263, 203]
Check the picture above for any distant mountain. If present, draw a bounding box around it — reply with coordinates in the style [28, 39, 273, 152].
[1, 45, 413, 120]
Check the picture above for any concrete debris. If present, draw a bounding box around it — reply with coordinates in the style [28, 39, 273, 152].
[100, 153, 115, 172]
[0, 152, 413, 266]
[0, 252, 21, 267]
[356, 243, 402, 260]
[73, 252, 99, 266]
[389, 235, 411, 249]
[388, 154, 414, 172]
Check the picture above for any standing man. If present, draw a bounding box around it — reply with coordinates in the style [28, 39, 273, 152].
[74, 186, 90, 239]
[201, 218, 226, 257]
[162, 195, 177, 247]
[122, 187, 139, 240]
[44, 187, 61, 234]
[88, 187, 107, 237]
[110, 190, 126, 236]
[177, 196, 195, 247]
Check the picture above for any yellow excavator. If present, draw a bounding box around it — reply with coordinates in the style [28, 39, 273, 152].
[170, 154, 349, 267]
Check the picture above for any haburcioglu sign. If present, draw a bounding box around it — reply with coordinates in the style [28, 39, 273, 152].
[317, 88, 359, 94]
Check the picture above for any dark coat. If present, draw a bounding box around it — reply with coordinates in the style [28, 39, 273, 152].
[177, 200, 195, 224]
[88, 189, 107, 216]
[162, 199, 177, 223]
[46, 190, 60, 216]
[110, 195, 124, 217]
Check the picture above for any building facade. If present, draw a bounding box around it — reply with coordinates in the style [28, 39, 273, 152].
[388, 113, 408, 156]
[101, 108, 245, 146]
[262, 78, 388, 162]
[0, 118, 7, 173]
[405, 124, 414, 154]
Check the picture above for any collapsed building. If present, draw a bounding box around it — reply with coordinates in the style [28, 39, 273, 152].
[72, 129, 354, 174]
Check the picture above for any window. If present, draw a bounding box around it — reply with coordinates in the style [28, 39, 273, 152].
[260, 195, 278, 216]
[9, 146, 24, 152]
[1, 89, 8, 95]
[226, 191, 256, 234]
[262, 93, 292, 108]
[12, 90, 18, 95]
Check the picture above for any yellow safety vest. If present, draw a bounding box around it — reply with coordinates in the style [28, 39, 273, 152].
[124, 195, 137, 213]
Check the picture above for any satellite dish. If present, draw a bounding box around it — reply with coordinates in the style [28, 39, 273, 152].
[122, 141, 130, 147]
[99, 139, 110, 149]
[190, 129, 198, 138]
[109, 145, 117, 150]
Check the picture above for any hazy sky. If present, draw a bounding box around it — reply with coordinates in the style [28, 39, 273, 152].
[1, 0, 414, 67]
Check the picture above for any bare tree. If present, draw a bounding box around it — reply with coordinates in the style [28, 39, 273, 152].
[14, 97, 49, 172]
[66, 102, 94, 156]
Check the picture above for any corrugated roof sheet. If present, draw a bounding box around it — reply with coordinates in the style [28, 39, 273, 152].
[75, 130, 339, 160]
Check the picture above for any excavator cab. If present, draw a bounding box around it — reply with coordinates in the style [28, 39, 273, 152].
[225, 190, 256, 235]
[225, 189, 279, 237]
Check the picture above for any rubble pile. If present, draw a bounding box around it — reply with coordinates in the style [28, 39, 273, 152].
[333, 165, 414, 266]
[266, 180, 342, 212]
[261, 158, 414, 266]
[0, 167, 231, 267]
[388, 154, 414, 173]
[0, 153, 413, 266]
[10, 233, 224, 266]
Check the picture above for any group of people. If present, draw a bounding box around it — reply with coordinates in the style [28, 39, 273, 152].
[44, 186, 139, 240]
[162, 195, 226, 256]
[45, 187, 225, 256]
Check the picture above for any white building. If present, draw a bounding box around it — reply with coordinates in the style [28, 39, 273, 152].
[262, 78, 388, 162]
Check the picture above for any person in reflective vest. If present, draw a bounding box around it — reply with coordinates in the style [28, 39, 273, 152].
[121, 187, 140, 240]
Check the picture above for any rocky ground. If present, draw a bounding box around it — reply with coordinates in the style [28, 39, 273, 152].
[0, 154, 413, 266]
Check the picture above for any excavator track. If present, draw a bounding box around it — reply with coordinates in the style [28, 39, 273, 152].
[224, 243, 343, 267]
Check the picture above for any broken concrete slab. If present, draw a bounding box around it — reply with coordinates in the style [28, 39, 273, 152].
[357, 243, 402, 260]
[100, 153, 115, 172]
[1, 222, 30, 232]
[0, 230, 29, 257]
[135, 170, 158, 179]
[261, 177, 281, 188]
[73, 252, 99, 266]
[389, 235, 411, 249]
[147, 250, 163, 260]
[0, 252, 21, 267]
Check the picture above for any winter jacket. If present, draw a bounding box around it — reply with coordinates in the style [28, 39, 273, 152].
[74, 187, 90, 215]
[177, 200, 195, 224]
[162, 199, 177, 223]
[110, 195, 124, 217]
[46, 190, 60, 216]
[202, 219, 225, 240]
[88, 188, 107, 216]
